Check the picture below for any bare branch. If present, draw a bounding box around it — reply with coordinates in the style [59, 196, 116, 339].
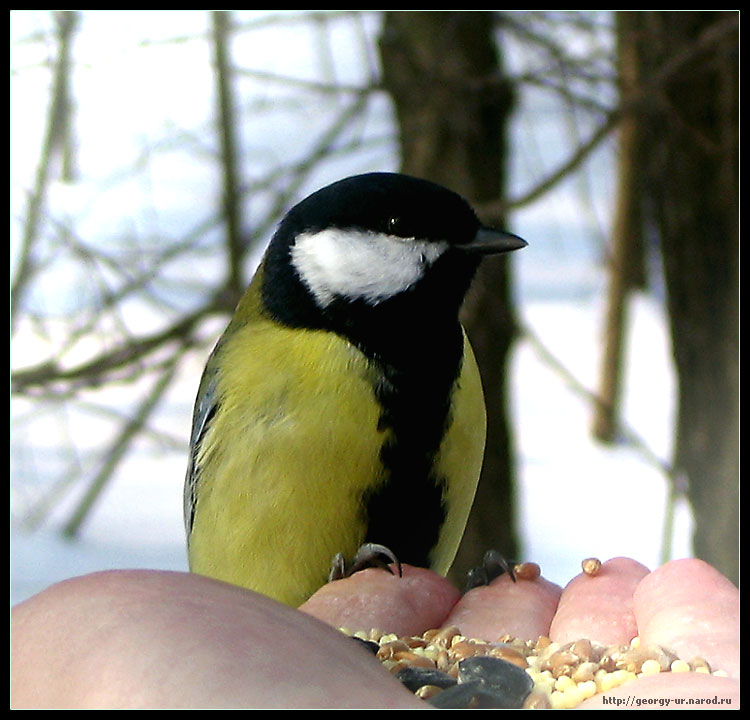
[11, 304, 215, 394]
[11, 11, 79, 328]
[476, 12, 738, 222]
[521, 323, 676, 480]
[61, 360, 182, 538]
[211, 11, 246, 298]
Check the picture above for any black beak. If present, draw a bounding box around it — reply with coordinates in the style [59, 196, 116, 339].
[459, 227, 528, 255]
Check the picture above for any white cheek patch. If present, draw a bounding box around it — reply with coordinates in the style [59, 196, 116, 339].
[290, 228, 448, 307]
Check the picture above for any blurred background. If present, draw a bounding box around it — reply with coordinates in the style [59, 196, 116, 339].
[10, 11, 738, 605]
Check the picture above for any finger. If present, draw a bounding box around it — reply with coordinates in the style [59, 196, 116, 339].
[633, 558, 739, 678]
[299, 564, 461, 638]
[548, 557, 650, 646]
[442, 573, 562, 642]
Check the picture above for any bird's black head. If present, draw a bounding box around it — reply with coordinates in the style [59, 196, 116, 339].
[281, 172, 484, 247]
[261, 173, 526, 346]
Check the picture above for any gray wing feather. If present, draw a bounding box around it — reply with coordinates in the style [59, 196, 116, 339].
[183, 364, 220, 541]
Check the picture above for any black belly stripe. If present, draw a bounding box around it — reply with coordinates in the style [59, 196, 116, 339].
[361, 334, 464, 569]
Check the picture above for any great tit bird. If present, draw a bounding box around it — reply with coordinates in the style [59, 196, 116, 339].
[184, 172, 526, 607]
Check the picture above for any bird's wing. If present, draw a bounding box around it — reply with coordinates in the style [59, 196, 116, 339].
[183, 361, 220, 539]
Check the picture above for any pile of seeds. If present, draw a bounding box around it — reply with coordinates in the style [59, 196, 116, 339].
[344, 626, 728, 709]
[340, 561, 728, 709]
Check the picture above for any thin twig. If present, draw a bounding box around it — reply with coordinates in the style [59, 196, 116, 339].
[521, 323, 675, 479]
[211, 11, 246, 298]
[11, 304, 214, 393]
[61, 359, 182, 538]
[477, 12, 738, 220]
[11, 11, 79, 328]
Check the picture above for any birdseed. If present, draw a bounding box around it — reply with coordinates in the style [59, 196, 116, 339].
[342, 625, 728, 709]
[340, 557, 728, 708]
[581, 557, 602, 576]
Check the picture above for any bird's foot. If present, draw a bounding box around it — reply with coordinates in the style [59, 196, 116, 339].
[329, 542, 403, 582]
[464, 549, 516, 592]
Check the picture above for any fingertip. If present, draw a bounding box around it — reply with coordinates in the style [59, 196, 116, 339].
[633, 558, 739, 678]
[549, 557, 650, 646]
[635, 557, 737, 600]
[443, 571, 562, 642]
[300, 564, 461, 638]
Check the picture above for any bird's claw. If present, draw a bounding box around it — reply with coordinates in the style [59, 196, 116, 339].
[329, 542, 402, 582]
[464, 549, 516, 592]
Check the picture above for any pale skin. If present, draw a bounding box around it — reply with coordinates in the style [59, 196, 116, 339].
[11, 557, 738, 709]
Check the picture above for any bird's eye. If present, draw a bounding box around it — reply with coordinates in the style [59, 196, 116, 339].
[387, 216, 401, 233]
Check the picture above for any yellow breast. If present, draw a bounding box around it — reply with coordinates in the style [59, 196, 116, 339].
[188, 303, 486, 606]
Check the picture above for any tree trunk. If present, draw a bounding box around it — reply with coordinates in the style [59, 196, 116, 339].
[379, 11, 520, 582]
[638, 12, 738, 584]
[591, 11, 646, 443]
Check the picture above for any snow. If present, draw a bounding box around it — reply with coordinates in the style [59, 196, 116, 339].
[10, 10, 694, 608]
[514, 293, 694, 583]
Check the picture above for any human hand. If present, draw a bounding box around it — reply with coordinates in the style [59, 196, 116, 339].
[11, 557, 738, 709]
[11, 569, 427, 709]
[301, 556, 739, 709]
